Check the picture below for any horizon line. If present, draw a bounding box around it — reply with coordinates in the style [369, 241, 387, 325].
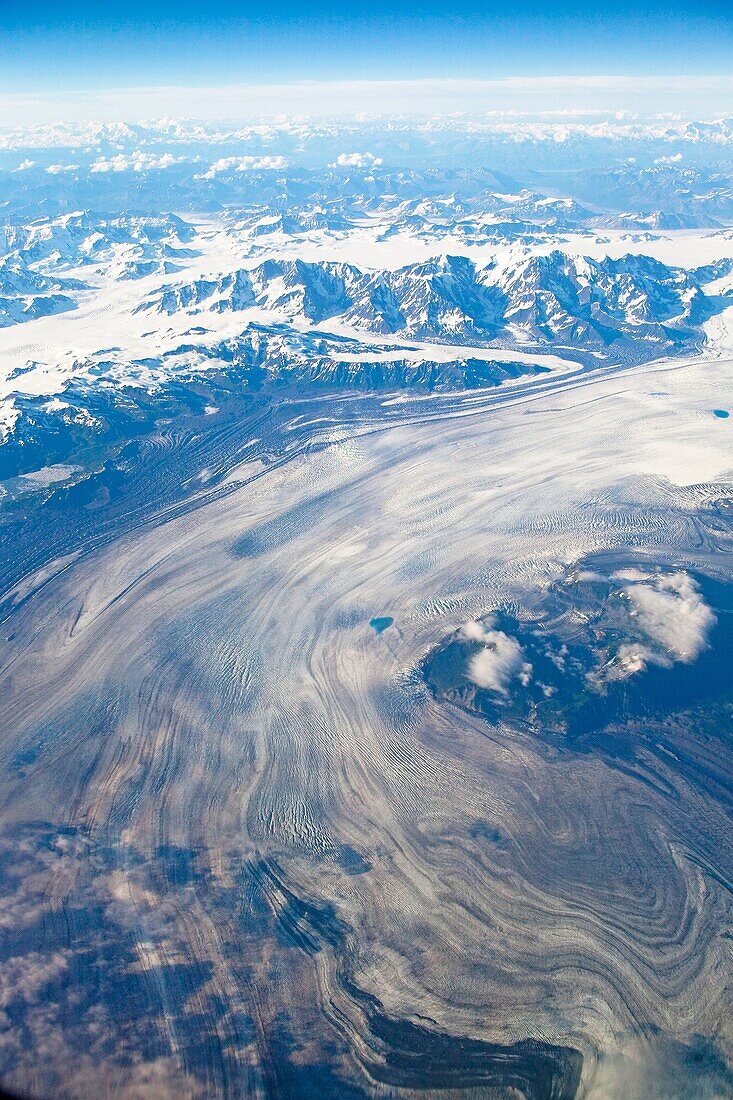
[2, 75, 732, 126]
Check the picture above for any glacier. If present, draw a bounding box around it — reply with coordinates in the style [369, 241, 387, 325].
[0, 114, 731, 1100]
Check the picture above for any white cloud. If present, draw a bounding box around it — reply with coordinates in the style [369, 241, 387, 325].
[0, 952, 69, 1022]
[611, 568, 653, 582]
[460, 619, 494, 643]
[90, 151, 183, 173]
[601, 642, 671, 682]
[332, 151, 383, 168]
[14, 158, 35, 171]
[0, 77, 731, 126]
[461, 618, 532, 695]
[624, 571, 715, 663]
[196, 154, 288, 179]
[588, 570, 716, 686]
[654, 151, 683, 163]
[45, 163, 79, 174]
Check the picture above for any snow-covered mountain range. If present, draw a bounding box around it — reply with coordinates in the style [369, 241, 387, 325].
[0, 145, 731, 492]
[143, 250, 710, 351]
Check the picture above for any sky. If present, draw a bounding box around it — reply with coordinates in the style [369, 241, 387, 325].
[0, 0, 730, 121]
[2, 0, 732, 89]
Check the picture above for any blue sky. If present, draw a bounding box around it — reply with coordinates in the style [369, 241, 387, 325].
[1, 0, 731, 93]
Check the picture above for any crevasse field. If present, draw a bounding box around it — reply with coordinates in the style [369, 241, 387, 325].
[0, 113, 732, 1100]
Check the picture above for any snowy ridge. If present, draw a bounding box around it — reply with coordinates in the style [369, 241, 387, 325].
[141, 249, 712, 352]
